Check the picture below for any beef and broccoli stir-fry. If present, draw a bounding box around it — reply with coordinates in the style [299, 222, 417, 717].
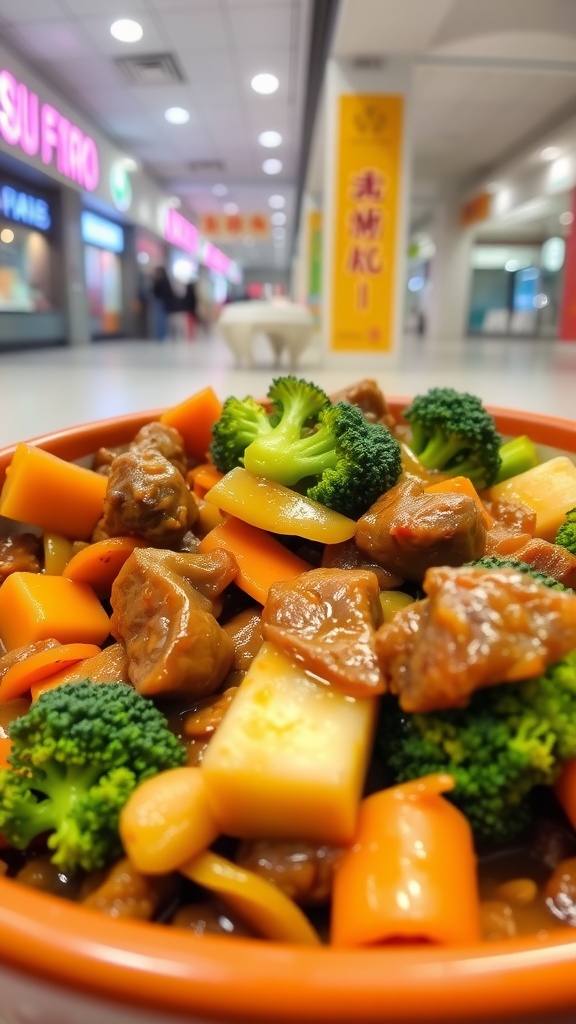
[3, 377, 576, 946]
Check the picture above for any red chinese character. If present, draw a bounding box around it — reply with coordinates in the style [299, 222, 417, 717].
[350, 169, 385, 202]
[249, 213, 268, 235]
[202, 214, 220, 236]
[347, 245, 382, 275]
[225, 214, 243, 236]
[348, 207, 383, 241]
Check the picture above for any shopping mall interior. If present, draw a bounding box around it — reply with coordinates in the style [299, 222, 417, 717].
[1, 0, 576, 442]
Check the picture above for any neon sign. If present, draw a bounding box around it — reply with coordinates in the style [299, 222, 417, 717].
[81, 211, 124, 253]
[164, 207, 200, 255]
[0, 69, 100, 192]
[0, 185, 51, 230]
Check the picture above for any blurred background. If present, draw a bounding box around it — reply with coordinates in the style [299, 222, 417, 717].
[1, 0, 576, 437]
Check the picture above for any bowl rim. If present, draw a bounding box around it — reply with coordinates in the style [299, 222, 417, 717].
[2, 401, 576, 1022]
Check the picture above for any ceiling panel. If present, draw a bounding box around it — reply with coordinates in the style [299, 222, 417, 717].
[0, 0, 66, 21]
[227, 2, 294, 50]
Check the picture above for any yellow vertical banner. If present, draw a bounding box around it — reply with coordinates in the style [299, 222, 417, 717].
[307, 209, 322, 327]
[331, 94, 404, 352]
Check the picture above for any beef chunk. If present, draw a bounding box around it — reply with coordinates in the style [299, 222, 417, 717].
[0, 533, 42, 582]
[510, 537, 576, 590]
[261, 567, 384, 696]
[110, 547, 238, 699]
[356, 477, 486, 582]
[329, 378, 396, 429]
[375, 566, 576, 712]
[100, 449, 198, 546]
[321, 538, 404, 590]
[235, 840, 343, 906]
[130, 421, 188, 477]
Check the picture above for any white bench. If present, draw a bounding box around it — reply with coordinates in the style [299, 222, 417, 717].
[218, 300, 315, 368]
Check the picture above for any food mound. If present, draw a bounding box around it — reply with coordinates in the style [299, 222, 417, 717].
[2, 377, 576, 946]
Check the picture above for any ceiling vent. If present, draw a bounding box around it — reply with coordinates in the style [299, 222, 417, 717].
[115, 53, 185, 86]
[188, 160, 226, 174]
[350, 55, 386, 71]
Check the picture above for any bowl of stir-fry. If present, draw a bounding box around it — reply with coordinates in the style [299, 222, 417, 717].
[3, 377, 576, 1024]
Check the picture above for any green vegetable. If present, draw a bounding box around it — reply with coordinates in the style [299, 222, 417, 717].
[494, 435, 540, 484]
[210, 395, 272, 474]
[468, 555, 568, 591]
[403, 386, 502, 489]
[555, 507, 576, 556]
[378, 651, 576, 842]
[212, 375, 403, 520]
[0, 681, 186, 872]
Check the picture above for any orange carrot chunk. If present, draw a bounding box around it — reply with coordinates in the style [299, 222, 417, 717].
[160, 387, 223, 463]
[198, 516, 310, 605]
[0, 443, 107, 540]
[63, 536, 146, 598]
[330, 774, 480, 947]
[188, 463, 224, 500]
[0, 643, 102, 703]
[0, 736, 11, 769]
[0, 573, 110, 652]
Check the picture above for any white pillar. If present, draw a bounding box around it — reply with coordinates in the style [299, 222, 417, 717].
[321, 57, 413, 367]
[426, 200, 475, 340]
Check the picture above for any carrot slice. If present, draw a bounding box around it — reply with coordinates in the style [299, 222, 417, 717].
[0, 643, 102, 702]
[62, 536, 146, 598]
[188, 463, 224, 500]
[199, 516, 311, 604]
[30, 642, 129, 701]
[160, 387, 223, 462]
[425, 475, 494, 530]
[0, 735, 11, 769]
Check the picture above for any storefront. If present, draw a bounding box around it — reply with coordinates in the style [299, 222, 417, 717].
[0, 164, 66, 347]
[81, 210, 125, 338]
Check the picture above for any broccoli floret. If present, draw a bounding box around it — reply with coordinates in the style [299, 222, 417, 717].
[210, 395, 272, 474]
[0, 681, 186, 872]
[494, 435, 540, 484]
[403, 387, 502, 489]
[236, 377, 401, 519]
[555, 508, 576, 557]
[378, 650, 576, 842]
[468, 555, 568, 591]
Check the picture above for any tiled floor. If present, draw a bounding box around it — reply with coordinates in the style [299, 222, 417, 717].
[1, 331, 576, 447]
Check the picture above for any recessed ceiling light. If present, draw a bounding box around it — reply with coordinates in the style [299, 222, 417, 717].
[540, 146, 561, 161]
[560, 210, 574, 226]
[224, 202, 239, 215]
[165, 107, 190, 125]
[270, 211, 286, 226]
[268, 194, 285, 209]
[167, 196, 181, 208]
[272, 227, 285, 240]
[110, 19, 143, 43]
[263, 158, 282, 175]
[212, 184, 228, 197]
[259, 130, 282, 148]
[251, 73, 279, 95]
[0, 228, 14, 244]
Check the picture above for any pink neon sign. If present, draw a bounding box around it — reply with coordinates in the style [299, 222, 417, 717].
[0, 69, 100, 192]
[202, 240, 233, 277]
[164, 207, 200, 255]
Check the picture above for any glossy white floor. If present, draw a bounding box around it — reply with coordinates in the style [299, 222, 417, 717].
[1, 330, 576, 447]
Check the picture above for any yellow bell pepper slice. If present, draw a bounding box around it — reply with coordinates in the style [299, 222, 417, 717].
[43, 532, 75, 575]
[180, 849, 321, 945]
[204, 467, 356, 544]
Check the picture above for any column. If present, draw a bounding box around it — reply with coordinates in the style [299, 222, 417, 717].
[59, 187, 90, 347]
[559, 187, 576, 342]
[321, 57, 413, 367]
[121, 224, 138, 337]
[425, 199, 475, 341]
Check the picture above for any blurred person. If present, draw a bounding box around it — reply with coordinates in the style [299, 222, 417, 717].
[183, 278, 198, 339]
[196, 266, 214, 333]
[151, 266, 186, 341]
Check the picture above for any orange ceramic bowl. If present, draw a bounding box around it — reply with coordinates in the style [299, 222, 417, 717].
[3, 403, 576, 1024]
